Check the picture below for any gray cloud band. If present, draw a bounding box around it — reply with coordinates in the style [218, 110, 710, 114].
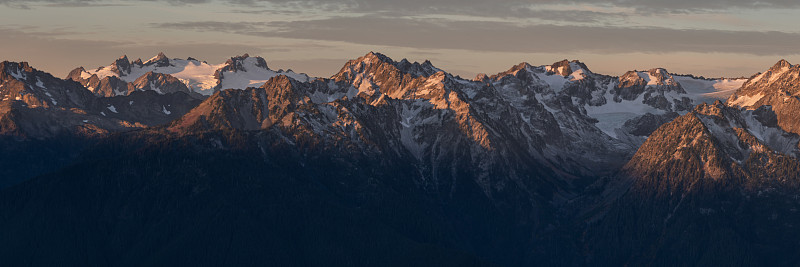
[154, 17, 800, 56]
[4, 0, 800, 14]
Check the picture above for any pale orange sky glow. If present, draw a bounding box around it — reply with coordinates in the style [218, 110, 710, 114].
[1, 0, 799, 79]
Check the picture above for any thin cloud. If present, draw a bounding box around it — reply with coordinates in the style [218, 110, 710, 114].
[218, 0, 800, 13]
[228, 8, 302, 15]
[5, 0, 800, 15]
[153, 21, 271, 33]
[156, 17, 800, 56]
[42, 2, 131, 7]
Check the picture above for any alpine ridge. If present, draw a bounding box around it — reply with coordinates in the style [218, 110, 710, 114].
[68, 53, 311, 96]
[0, 52, 795, 266]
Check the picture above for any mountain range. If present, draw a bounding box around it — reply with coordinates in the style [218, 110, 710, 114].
[0, 52, 797, 266]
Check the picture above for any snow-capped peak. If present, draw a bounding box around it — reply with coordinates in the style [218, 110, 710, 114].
[363, 51, 393, 64]
[217, 54, 269, 74]
[727, 59, 800, 110]
[748, 59, 796, 86]
[771, 59, 793, 71]
[546, 60, 573, 76]
[543, 60, 590, 78]
[212, 54, 311, 93]
[73, 53, 312, 96]
[76, 67, 92, 79]
[511, 62, 534, 73]
[339, 52, 443, 80]
[110, 55, 132, 76]
[618, 68, 680, 87]
[638, 68, 678, 86]
[144, 52, 170, 67]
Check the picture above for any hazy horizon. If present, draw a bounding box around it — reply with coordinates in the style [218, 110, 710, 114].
[1, 0, 799, 79]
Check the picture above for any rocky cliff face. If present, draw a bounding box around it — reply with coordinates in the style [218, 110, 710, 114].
[2, 61, 94, 110]
[130, 71, 195, 96]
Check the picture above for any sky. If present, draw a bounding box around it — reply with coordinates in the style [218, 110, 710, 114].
[0, 0, 799, 79]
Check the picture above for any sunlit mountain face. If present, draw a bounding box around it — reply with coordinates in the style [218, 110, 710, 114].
[3, 0, 800, 265]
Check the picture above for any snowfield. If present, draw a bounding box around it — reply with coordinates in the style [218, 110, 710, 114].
[82, 54, 312, 96]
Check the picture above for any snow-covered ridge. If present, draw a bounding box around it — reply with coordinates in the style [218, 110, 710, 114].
[727, 59, 800, 110]
[76, 53, 312, 96]
[693, 102, 800, 160]
[66, 53, 753, 145]
[483, 60, 746, 141]
[214, 56, 310, 92]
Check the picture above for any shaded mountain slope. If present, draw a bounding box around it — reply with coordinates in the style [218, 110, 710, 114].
[585, 60, 800, 266]
[0, 61, 204, 188]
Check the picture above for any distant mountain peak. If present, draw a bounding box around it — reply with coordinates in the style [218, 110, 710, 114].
[546, 59, 591, 77]
[360, 52, 439, 71]
[548, 59, 573, 76]
[729, 59, 800, 106]
[647, 67, 669, 74]
[553, 59, 570, 65]
[512, 62, 534, 72]
[1, 61, 97, 110]
[1, 61, 35, 81]
[111, 55, 132, 76]
[144, 52, 170, 67]
[1, 60, 25, 69]
[364, 51, 393, 63]
[221, 54, 269, 72]
[726, 59, 800, 134]
[65, 66, 90, 82]
[618, 68, 678, 88]
[772, 59, 793, 70]
[229, 53, 252, 61]
[570, 60, 590, 71]
[336, 52, 441, 81]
